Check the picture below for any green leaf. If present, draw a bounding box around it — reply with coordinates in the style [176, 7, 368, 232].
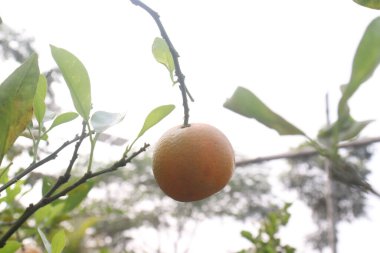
[241, 231, 255, 243]
[51, 230, 66, 253]
[33, 74, 47, 125]
[152, 37, 175, 82]
[1, 240, 21, 253]
[353, 0, 380, 9]
[5, 180, 23, 204]
[0, 53, 39, 166]
[340, 120, 373, 141]
[50, 45, 92, 121]
[63, 181, 93, 212]
[0, 164, 10, 182]
[38, 228, 52, 253]
[34, 203, 64, 226]
[42, 176, 55, 196]
[318, 117, 373, 143]
[91, 111, 126, 133]
[47, 112, 79, 132]
[224, 87, 304, 136]
[67, 216, 99, 250]
[338, 17, 380, 119]
[137, 104, 175, 139]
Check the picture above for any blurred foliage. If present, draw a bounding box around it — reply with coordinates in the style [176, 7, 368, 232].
[238, 203, 296, 253]
[281, 145, 373, 251]
[0, 24, 34, 62]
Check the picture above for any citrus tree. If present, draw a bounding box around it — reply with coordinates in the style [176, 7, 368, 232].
[1, 1, 380, 253]
[0, 0, 236, 252]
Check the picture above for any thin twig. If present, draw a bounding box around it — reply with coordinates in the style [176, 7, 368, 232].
[0, 131, 91, 194]
[0, 143, 149, 248]
[236, 136, 380, 167]
[44, 122, 88, 198]
[130, 0, 193, 127]
[324, 93, 337, 253]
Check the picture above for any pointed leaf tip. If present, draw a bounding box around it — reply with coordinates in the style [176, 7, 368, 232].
[47, 112, 79, 133]
[338, 17, 380, 120]
[0, 53, 39, 165]
[50, 45, 92, 121]
[224, 86, 304, 136]
[34, 74, 48, 125]
[152, 37, 175, 82]
[138, 104, 175, 138]
[38, 228, 52, 253]
[51, 230, 66, 253]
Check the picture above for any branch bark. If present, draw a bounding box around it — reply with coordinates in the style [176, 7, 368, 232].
[236, 136, 380, 167]
[0, 141, 149, 248]
[130, 0, 193, 127]
[0, 131, 91, 194]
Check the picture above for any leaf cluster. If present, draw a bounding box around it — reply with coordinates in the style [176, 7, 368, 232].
[225, 15, 380, 252]
[238, 203, 296, 253]
[0, 41, 175, 251]
[225, 16, 380, 196]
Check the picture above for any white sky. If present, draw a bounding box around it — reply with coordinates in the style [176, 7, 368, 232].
[2, 0, 380, 252]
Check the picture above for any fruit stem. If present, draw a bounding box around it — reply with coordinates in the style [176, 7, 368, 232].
[130, 0, 193, 127]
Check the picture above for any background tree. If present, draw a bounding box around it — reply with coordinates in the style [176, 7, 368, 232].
[0, 1, 380, 253]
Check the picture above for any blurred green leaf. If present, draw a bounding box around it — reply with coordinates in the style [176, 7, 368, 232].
[66, 216, 100, 251]
[63, 181, 93, 212]
[5, 180, 23, 205]
[0, 53, 39, 166]
[241, 231, 255, 243]
[353, 0, 380, 9]
[50, 45, 92, 121]
[42, 176, 55, 196]
[152, 37, 175, 82]
[34, 204, 52, 224]
[239, 203, 294, 253]
[318, 117, 373, 143]
[38, 228, 52, 253]
[338, 17, 380, 120]
[51, 230, 66, 253]
[0, 165, 10, 183]
[137, 104, 175, 139]
[224, 86, 304, 136]
[91, 111, 126, 133]
[33, 74, 47, 125]
[1, 240, 21, 253]
[34, 203, 64, 226]
[47, 112, 79, 132]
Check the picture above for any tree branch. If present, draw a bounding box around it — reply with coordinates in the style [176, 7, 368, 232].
[236, 136, 380, 167]
[44, 122, 88, 198]
[0, 130, 91, 195]
[0, 143, 149, 248]
[130, 0, 193, 127]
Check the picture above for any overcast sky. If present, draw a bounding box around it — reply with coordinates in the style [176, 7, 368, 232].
[2, 1, 380, 252]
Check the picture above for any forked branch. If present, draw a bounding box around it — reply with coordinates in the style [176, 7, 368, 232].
[130, 0, 193, 127]
[0, 141, 149, 248]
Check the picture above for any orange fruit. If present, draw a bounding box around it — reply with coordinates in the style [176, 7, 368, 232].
[152, 123, 235, 202]
[16, 245, 43, 253]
